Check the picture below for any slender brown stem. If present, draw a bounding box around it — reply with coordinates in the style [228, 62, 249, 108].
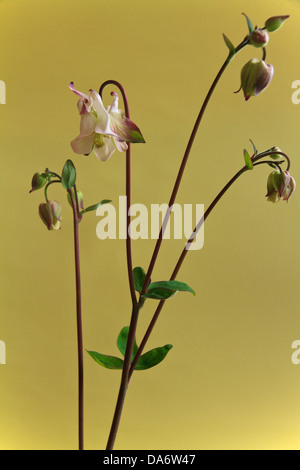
[99, 80, 139, 449]
[68, 187, 84, 450]
[99, 80, 137, 305]
[129, 164, 249, 378]
[140, 39, 249, 297]
[105, 304, 140, 450]
[129, 150, 290, 377]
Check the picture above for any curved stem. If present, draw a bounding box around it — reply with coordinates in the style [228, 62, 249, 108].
[68, 188, 84, 450]
[140, 40, 249, 297]
[99, 80, 139, 450]
[129, 163, 250, 378]
[99, 80, 136, 306]
[129, 149, 292, 375]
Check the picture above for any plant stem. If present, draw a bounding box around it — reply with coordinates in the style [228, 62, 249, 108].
[140, 39, 249, 297]
[99, 80, 137, 306]
[99, 80, 139, 450]
[129, 164, 249, 378]
[105, 303, 140, 450]
[129, 149, 290, 376]
[68, 188, 84, 450]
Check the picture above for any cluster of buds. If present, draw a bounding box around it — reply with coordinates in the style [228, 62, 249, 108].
[237, 15, 289, 101]
[29, 170, 63, 231]
[266, 170, 296, 203]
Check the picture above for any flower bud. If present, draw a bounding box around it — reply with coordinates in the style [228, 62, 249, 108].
[266, 169, 280, 202]
[282, 176, 296, 202]
[269, 147, 282, 160]
[249, 29, 269, 48]
[273, 171, 291, 197]
[67, 188, 84, 211]
[265, 170, 295, 203]
[39, 200, 62, 230]
[240, 59, 274, 101]
[29, 172, 48, 193]
[265, 15, 289, 33]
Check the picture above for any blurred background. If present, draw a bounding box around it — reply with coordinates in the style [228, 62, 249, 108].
[0, 0, 300, 450]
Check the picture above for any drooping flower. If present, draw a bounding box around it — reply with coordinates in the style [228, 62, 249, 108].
[39, 200, 62, 230]
[266, 170, 296, 203]
[69, 83, 145, 161]
[240, 59, 274, 101]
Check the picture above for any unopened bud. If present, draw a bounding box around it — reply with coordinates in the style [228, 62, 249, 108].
[273, 171, 291, 197]
[240, 58, 274, 101]
[282, 176, 296, 202]
[269, 147, 282, 160]
[39, 200, 62, 230]
[29, 172, 48, 193]
[249, 29, 269, 48]
[265, 15, 289, 33]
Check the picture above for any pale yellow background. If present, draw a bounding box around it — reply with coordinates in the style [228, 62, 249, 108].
[0, 0, 300, 450]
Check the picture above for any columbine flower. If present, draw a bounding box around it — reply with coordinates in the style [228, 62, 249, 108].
[240, 59, 274, 101]
[39, 201, 62, 230]
[266, 170, 296, 203]
[69, 82, 145, 161]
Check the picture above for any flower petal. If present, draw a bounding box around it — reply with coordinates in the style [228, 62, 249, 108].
[69, 82, 89, 101]
[71, 133, 94, 155]
[108, 92, 145, 143]
[80, 112, 97, 136]
[113, 137, 128, 153]
[93, 136, 116, 161]
[89, 90, 117, 136]
[111, 115, 145, 143]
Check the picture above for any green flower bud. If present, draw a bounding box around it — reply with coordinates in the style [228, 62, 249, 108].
[265, 15, 289, 33]
[273, 171, 291, 197]
[249, 29, 269, 48]
[265, 170, 295, 203]
[39, 200, 62, 230]
[269, 147, 282, 160]
[29, 172, 48, 193]
[240, 59, 274, 101]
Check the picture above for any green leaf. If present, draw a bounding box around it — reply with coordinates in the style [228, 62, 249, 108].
[222, 33, 235, 54]
[143, 280, 196, 300]
[81, 199, 112, 214]
[242, 13, 254, 34]
[243, 149, 253, 170]
[133, 267, 147, 293]
[143, 287, 178, 300]
[117, 326, 138, 361]
[61, 159, 76, 189]
[249, 139, 258, 156]
[86, 350, 124, 370]
[135, 344, 173, 370]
